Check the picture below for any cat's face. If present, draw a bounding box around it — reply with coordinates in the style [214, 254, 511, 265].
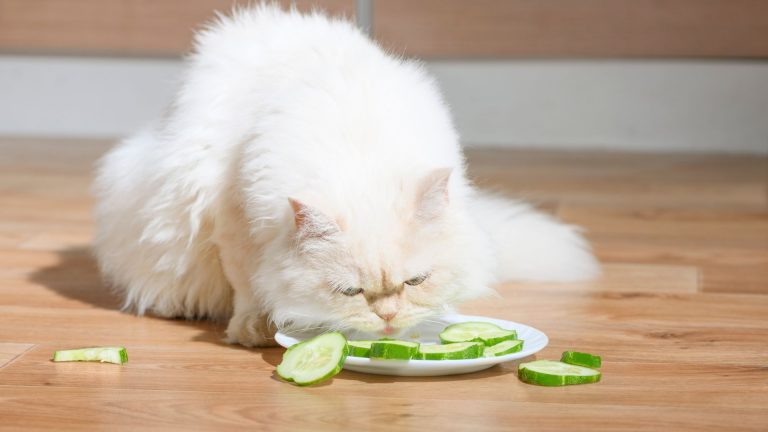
[276, 169, 488, 336]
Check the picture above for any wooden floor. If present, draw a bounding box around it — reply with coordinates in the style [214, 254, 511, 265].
[0, 137, 766, 431]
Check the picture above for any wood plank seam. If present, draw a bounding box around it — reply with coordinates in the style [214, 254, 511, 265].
[0, 343, 35, 371]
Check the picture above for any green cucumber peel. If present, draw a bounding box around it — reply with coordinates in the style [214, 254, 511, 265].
[369, 340, 420, 360]
[483, 339, 524, 357]
[561, 351, 602, 368]
[346, 340, 375, 358]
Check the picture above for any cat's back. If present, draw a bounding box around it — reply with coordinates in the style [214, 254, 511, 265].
[176, 4, 463, 217]
[194, 5, 367, 66]
[179, 5, 458, 164]
[184, 5, 379, 107]
[165, 4, 463, 218]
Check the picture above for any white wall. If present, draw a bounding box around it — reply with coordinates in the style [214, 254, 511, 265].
[0, 56, 180, 138]
[432, 60, 768, 153]
[1, 55, 766, 153]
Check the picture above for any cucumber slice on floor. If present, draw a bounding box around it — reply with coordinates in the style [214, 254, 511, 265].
[52, 347, 128, 364]
[518, 360, 601, 386]
[439, 322, 517, 345]
[347, 340, 374, 357]
[561, 351, 602, 368]
[418, 342, 484, 360]
[276, 332, 347, 386]
[369, 340, 420, 360]
[483, 340, 524, 357]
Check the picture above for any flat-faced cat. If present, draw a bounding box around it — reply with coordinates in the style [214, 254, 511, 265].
[93, 5, 599, 346]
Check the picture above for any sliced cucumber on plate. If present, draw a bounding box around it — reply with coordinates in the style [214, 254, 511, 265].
[483, 339, 524, 357]
[418, 342, 484, 360]
[439, 322, 517, 346]
[369, 340, 420, 360]
[346, 340, 374, 358]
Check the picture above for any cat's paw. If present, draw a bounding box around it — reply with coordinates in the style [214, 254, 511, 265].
[225, 312, 278, 347]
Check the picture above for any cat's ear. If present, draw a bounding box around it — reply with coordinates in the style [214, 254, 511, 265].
[415, 167, 452, 220]
[288, 197, 340, 240]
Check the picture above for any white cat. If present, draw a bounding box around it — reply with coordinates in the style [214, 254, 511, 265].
[93, 5, 599, 347]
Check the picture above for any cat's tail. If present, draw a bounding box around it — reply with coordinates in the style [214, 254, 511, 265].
[469, 191, 600, 282]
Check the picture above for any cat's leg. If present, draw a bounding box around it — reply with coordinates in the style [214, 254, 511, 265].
[218, 243, 277, 347]
[214, 185, 278, 347]
[217, 234, 277, 347]
[225, 289, 277, 347]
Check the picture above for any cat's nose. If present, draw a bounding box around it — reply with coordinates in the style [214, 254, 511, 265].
[375, 311, 397, 322]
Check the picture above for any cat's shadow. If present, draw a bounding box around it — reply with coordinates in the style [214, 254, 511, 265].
[30, 247, 524, 383]
[28, 246, 239, 350]
[29, 246, 121, 310]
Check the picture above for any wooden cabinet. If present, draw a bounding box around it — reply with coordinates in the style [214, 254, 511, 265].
[0, 0, 766, 58]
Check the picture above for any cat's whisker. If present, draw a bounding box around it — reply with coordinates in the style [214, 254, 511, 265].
[281, 311, 313, 318]
[286, 319, 357, 333]
[281, 324, 337, 334]
[415, 319, 445, 326]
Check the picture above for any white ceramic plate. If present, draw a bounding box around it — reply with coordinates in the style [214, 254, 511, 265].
[274, 313, 548, 376]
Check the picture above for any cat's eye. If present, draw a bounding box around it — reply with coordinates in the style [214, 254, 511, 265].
[404, 273, 430, 286]
[340, 286, 364, 296]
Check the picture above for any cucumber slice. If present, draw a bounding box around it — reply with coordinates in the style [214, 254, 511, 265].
[483, 339, 524, 357]
[347, 340, 374, 357]
[276, 332, 347, 386]
[518, 360, 601, 386]
[417, 342, 484, 360]
[561, 351, 602, 368]
[476, 329, 518, 346]
[369, 340, 420, 360]
[52, 347, 128, 364]
[439, 322, 517, 346]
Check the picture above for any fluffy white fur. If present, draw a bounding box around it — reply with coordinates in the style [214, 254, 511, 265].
[93, 5, 599, 347]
